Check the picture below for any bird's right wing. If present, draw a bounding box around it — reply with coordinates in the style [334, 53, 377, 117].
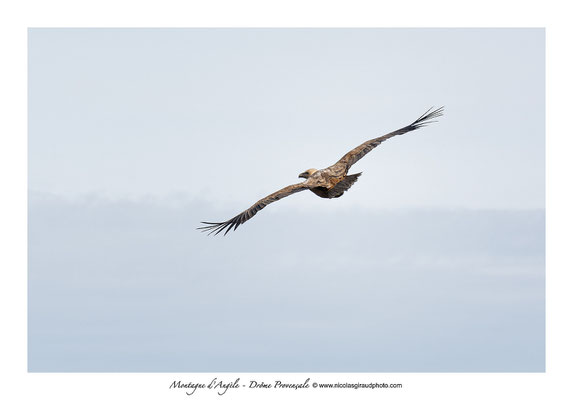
[333, 106, 444, 172]
[197, 183, 309, 236]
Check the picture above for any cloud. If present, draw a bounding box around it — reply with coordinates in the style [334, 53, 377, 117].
[28, 194, 544, 372]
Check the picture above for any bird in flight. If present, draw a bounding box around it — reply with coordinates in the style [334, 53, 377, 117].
[198, 106, 444, 235]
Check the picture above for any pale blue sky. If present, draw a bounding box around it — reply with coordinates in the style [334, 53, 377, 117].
[28, 28, 544, 209]
[28, 28, 544, 372]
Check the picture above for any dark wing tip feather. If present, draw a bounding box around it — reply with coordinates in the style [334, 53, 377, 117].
[197, 213, 247, 236]
[385, 106, 444, 137]
[197, 220, 231, 236]
[412, 106, 444, 128]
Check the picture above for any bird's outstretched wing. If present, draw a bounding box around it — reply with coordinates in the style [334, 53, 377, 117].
[198, 183, 309, 235]
[333, 106, 444, 172]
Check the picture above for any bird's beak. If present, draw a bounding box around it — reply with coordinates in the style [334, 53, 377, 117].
[298, 173, 307, 179]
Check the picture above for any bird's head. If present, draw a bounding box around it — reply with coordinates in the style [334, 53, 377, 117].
[298, 168, 318, 179]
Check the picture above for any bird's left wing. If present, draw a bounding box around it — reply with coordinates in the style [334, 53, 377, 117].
[332, 106, 444, 173]
[198, 183, 309, 236]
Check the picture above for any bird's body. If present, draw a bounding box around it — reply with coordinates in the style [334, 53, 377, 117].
[304, 168, 361, 199]
[199, 107, 444, 235]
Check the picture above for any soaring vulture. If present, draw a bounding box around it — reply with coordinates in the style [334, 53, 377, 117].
[198, 107, 444, 235]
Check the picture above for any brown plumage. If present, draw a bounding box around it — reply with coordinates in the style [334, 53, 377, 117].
[198, 106, 444, 235]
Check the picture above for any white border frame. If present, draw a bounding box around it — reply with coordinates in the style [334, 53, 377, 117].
[2, 1, 571, 399]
